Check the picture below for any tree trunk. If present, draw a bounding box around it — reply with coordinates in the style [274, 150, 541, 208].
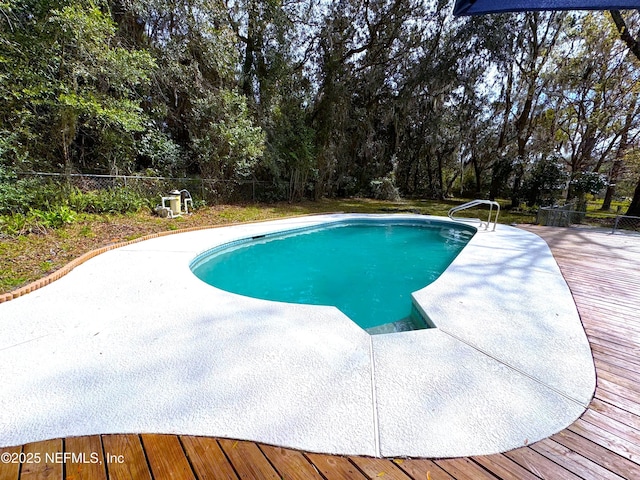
[601, 159, 621, 211]
[436, 154, 444, 200]
[510, 159, 524, 208]
[603, 92, 637, 211]
[472, 155, 482, 195]
[626, 179, 640, 217]
[489, 158, 511, 201]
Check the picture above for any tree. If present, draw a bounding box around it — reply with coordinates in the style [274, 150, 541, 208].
[189, 89, 264, 180]
[520, 156, 568, 206]
[488, 12, 565, 206]
[126, 0, 265, 180]
[609, 9, 640, 216]
[544, 13, 639, 208]
[224, 0, 318, 201]
[0, 0, 155, 174]
[601, 91, 640, 210]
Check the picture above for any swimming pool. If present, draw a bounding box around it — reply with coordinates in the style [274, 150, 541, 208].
[191, 219, 475, 333]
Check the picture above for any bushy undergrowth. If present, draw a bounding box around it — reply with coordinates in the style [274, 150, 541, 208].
[0, 206, 77, 235]
[0, 168, 152, 235]
[0, 169, 64, 215]
[67, 188, 151, 214]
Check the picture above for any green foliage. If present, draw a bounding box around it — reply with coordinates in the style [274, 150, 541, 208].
[0, 167, 65, 214]
[521, 157, 569, 207]
[190, 90, 265, 180]
[29, 206, 77, 229]
[0, 165, 151, 234]
[0, 213, 28, 236]
[190, 198, 207, 210]
[0, 0, 155, 173]
[570, 172, 608, 195]
[1, 0, 639, 207]
[0, 186, 150, 235]
[260, 86, 317, 201]
[370, 175, 401, 201]
[137, 130, 183, 176]
[67, 187, 150, 214]
[0, 206, 76, 235]
[0, 130, 28, 167]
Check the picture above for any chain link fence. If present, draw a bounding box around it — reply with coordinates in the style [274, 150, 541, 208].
[611, 214, 640, 233]
[16, 172, 280, 204]
[537, 205, 640, 234]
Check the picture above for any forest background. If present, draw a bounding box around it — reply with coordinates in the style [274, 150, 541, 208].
[1, 0, 640, 216]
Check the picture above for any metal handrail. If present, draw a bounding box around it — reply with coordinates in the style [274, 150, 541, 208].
[448, 200, 500, 231]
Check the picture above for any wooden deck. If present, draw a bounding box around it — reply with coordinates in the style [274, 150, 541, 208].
[1, 225, 639, 480]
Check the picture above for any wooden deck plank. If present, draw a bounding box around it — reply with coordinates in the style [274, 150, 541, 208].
[349, 456, 413, 479]
[593, 352, 640, 380]
[64, 436, 106, 480]
[259, 445, 323, 480]
[140, 434, 195, 480]
[0, 446, 22, 480]
[433, 458, 499, 480]
[100, 435, 151, 480]
[503, 446, 583, 479]
[585, 314, 640, 333]
[305, 453, 369, 479]
[587, 326, 640, 347]
[597, 375, 640, 403]
[566, 289, 639, 308]
[581, 314, 640, 333]
[472, 453, 542, 480]
[181, 436, 238, 480]
[20, 439, 63, 480]
[595, 387, 640, 418]
[569, 419, 640, 464]
[589, 334, 640, 355]
[565, 298, 640, 320]
[551, 429, 640, 480]
[530, 438, 625, 480]
[585, 324, 640, 344]
[217, 439, 280, 480]
[589, 397, 640, 433]
[591, 343, 640, 369]
[392, 459, 455, 480]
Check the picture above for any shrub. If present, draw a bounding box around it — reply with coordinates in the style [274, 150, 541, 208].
[0, 213, 29, 236]
[0, 168, 70, 214]
[29, 206, 77, 229]
[370, 175, 401, 201]
[68, 187, 151, 214]
[0, 206, 79, 236]
[521, 158, 568, 207]
[0, 180, 153, 235]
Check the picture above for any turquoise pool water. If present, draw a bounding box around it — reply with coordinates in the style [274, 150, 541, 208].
[191, 219, 474, 332]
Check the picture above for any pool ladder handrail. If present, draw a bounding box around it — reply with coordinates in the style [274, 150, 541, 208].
[448, 200, 500, 231]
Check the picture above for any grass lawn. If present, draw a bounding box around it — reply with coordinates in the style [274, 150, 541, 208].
[0, 198, 537, 296]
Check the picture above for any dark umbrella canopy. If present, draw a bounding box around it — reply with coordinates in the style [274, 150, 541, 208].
[453, 1, 640, 16]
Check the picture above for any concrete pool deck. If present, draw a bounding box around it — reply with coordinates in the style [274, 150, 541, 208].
[0, 214, 595, 458]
